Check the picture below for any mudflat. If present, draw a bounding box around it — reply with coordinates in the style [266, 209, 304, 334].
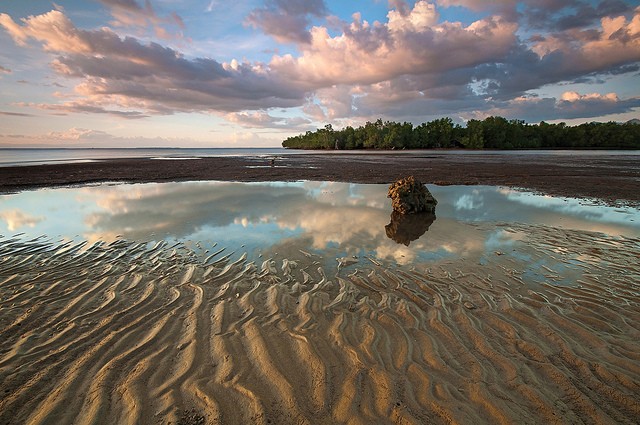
[1, 151, 639, 206]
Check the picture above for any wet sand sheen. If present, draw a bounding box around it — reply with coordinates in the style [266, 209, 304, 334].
[0, 226, 639, 424]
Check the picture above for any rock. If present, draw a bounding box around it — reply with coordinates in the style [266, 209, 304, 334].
[387, 176, 437, 214]
[385, 211, 436, 246]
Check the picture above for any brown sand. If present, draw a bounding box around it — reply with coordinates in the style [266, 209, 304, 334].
[1, 151, 639, 206]
[1, 152, 639, 424]
[1, 223, 639, 424]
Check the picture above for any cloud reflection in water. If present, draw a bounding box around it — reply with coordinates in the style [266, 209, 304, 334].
[0, 182, 638, 270]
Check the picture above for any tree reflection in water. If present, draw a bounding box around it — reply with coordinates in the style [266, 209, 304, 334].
[385, 211, 436, 246]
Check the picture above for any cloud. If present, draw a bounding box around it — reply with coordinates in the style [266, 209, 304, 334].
[205, 1, 217, 13]
[525, 0, 634, 31]
[22, 100, 150, 119]
[1, 2, 639, 130]
[310, 85, 357, 120]
[0, 11, 90, 52]
[387, 1, 439, 32]
[436, 0, 516, 10]
[246, 0, 328, 44]
[556, 91, 640, 118]
[0, 111, 35, 117]
[0, 209, 44, 231]
[96, 0, 185, 39]
[225, 111, 312, 129]
[81, 182, 309, 242]
[436, 0, 520, 19]
[480, 9, 640, 99]
[466, 91, 640, 122]
[0, 65, 11, 74]
[271, 2, 518, 87]
[46, 127, 109, 141]
[388, 0, 411, 15]
[0, 125, 283, 148]
[0, 10, 306, 116]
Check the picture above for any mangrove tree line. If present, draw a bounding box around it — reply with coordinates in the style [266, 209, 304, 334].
[282, 117, 640, 150]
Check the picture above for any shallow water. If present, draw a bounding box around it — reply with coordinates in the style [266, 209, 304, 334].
[1, 182, 639, 424]
[0, 181, 637, 270]
[0, 147, 292, 167]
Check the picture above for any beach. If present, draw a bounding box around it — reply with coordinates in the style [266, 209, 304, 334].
[3, 0, 640, 421]
[1, 152, 639, 425]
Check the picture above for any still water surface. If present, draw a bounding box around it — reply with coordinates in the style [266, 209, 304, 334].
[1, 182, 637, 282]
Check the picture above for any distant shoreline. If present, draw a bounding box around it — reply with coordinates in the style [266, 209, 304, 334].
[2, 151, 639, 207]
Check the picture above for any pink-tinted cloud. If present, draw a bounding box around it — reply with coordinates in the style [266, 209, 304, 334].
[271, 1, 518, 87]
[97, 0, 185, 39]
[0, 11, 91, 52]
[0, 10, 306, 115]
[555, 91, 640, 118]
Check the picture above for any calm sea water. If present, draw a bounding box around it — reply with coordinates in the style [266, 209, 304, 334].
[0, 148, 293, 167]
[1, 148, 639, 167]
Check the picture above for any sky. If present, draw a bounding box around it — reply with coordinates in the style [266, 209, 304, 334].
[0, 0, 639, 148]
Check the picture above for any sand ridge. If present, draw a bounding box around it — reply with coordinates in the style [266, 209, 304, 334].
[1, 224, 639, 424]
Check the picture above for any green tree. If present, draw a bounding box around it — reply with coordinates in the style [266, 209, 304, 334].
[462, 119, 484, 149]
[282, 116, 640, 150]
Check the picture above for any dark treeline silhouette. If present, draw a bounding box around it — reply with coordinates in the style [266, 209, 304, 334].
[282, 117, 640, 150]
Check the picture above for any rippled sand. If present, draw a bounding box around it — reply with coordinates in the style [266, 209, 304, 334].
[1, 225, 639, 424]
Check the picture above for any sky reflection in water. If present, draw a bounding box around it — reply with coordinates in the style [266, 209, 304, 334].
[0, 182, 638, 273]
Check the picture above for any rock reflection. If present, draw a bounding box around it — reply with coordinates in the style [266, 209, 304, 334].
[385, 211, 436, 246]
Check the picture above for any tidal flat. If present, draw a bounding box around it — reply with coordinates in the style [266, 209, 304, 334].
[0, 181, 639, 424]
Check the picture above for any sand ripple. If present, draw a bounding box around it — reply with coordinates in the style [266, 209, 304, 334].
[1, 227, 639, 424]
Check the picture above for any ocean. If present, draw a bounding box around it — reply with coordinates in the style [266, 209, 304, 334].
[0, 147, 293, 167]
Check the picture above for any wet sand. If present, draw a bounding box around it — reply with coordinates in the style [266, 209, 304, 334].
[1, 225, 639, 424]
[1, 151, 639, 206]
[1, 151, 640, 424]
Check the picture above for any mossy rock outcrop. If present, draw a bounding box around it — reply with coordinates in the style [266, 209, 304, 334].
[387, 176, 437, 214]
